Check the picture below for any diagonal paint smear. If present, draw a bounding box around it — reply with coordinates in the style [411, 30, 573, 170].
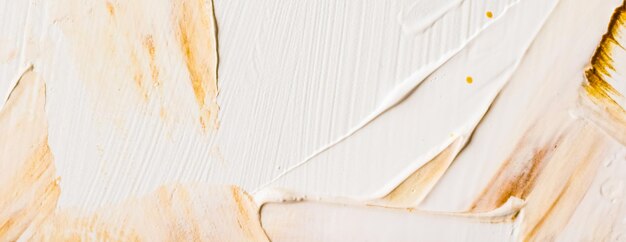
[399, 0, 466, 34]
[175, 0, 220, 131]
[255, 0, 522, 192]
[0, 66, 60, 241]
[398, 0, 521, 34]
[469, 129, 558, 212]
[518, 121, 610, 241]
[368, 138, 465, 207]
[255, 187, 526, 223]
[580, 0, 626, 146]
[583, 1, 626, 104]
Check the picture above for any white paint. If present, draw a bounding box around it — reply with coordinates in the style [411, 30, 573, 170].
[261, 199, 520, 242]
[420, 0, 622, 211]
[0, 0, 521, 209]
[258, 0, 558, 200]
[2, 0, 626, 240]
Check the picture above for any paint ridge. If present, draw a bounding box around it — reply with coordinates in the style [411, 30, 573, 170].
[255, 0, 524, 191]
[175, 0, 220, 131]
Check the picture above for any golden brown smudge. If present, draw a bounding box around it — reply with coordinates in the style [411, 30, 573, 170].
[106, 1, 115, 16]
[466, 76, 473, 84]
[466, 120, 608, 240]
[230, 187, 266, 240]
[583, 1, 625, 105]
[486, 11, 493, 18]
[520, 123, 608, 241]
[231, 187, 251, 223]
[470, 145, 550, 212]
[523, 183, 569, 241]
[374, 138, 463, 207]
[130, 50, 148, 100]
[175, 0, 220, 130]
[0, 67, 60, 241]
[143, 35, 161, 87]
[578, 1, 626, 148]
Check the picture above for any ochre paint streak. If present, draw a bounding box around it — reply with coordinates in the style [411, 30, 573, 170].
[106, 2, 115, 16]
[375, 139, 463, 207]
[467, 120, 610, 240]
[53, 0, 182, 122]
[32, 185, 269, 241]
[470, 144, 551, 212]
[230, 187, 265, 240]
[0, 68, 60, 241]
[0, 143, 60, 240]
[580, 1, 626, 147]
[232, 187, 251, 225]
[583, 1, 625, 105]
[175, 0, 220, 130]
[144, 35, 161, 87]
[130, 50, 148, 100]
[520, 122, 608, 241]
[154, 186, 202, 241]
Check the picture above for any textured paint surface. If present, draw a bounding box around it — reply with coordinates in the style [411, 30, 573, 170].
[175, 0, 220, 130]
[32, 185, 268, 241]
[2, 0, 626, 241]
[0, 66, 60, 241]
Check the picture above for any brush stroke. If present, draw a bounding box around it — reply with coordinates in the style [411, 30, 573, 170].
[398, 0, 519, 35]
[174, 0, 220, 130]
[469, 129, 556, 212]
[256, 188, 525, 221]
[369, 138, 465, 207]
[418, 0, 620, 213]
[583, 1, 626, 105]
[32, 185, 269, 241]
[579, 0, 626, 146]
[261, 197, 522, 241]
[256, 0, 523, 192]
[3, 0, 624, 241]
[257, 0, 558, 201]
[466, 120, 611, 242]
[50, 0, 220, 130]
[518, 121, 611, 241]
[398, 0, 465, 34]
[0, 66, 60, 241]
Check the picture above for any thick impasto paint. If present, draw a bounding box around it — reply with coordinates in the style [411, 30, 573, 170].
[1, 0, 625, 241]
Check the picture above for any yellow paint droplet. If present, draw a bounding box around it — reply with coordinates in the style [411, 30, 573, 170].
[466, 76, 473, 84]
[486, 11, 493, 18]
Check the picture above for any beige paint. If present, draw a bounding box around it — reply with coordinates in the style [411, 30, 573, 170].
[1, 0, 626, 241]
[32, 185, 268, 241]
[0, 66, 59, 241]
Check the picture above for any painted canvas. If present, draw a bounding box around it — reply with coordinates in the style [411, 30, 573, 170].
[1, 0, 626, 241]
